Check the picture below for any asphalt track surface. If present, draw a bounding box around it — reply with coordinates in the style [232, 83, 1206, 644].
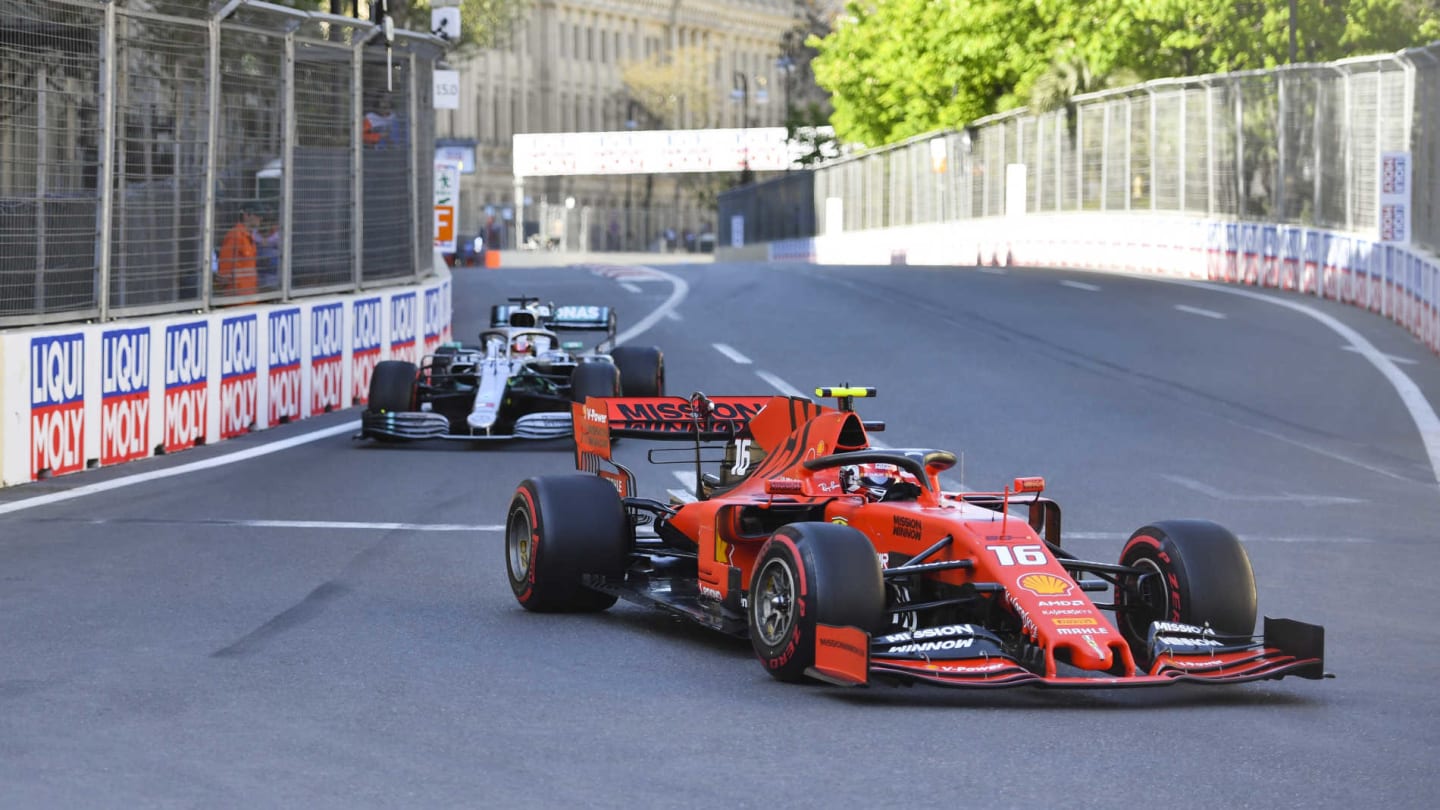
[4, 260, 1440, 808]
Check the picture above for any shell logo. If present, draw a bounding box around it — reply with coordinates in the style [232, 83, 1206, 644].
[1017, 573, 1073, 596]
[831, 517, 849, 526]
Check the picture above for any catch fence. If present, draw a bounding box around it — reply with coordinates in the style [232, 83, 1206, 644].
[0, 0, 443, 327]
[721, 42, 1439, 260]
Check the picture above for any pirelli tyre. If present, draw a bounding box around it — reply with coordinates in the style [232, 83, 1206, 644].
[1115, 520, 1258, 669]
[363, 360, 418, 441]
[506, 475, 629, 612]
[748, 522, 885, 683]
[610, 345, 665, 398]
[570, 360, 620, 402]
[367, 360, 417, 413]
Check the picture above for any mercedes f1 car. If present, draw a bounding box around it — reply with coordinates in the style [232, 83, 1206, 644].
[505, 387, 1327, 689]
[359, 297, 664, 441]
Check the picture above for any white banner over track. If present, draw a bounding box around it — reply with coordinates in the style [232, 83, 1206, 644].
[513, 128, 790, 176]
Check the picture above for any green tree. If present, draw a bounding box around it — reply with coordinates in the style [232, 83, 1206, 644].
[780, 1, 840, 164]
[812, 0, 1440, 148]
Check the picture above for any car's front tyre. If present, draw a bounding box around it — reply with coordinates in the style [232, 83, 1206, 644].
[749, 522, 884, 682]
[1115, 520, 1258, 669]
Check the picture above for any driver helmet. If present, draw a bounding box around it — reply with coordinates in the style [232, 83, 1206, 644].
[511, 335, 534, 356]
[857, 463, 899, 500]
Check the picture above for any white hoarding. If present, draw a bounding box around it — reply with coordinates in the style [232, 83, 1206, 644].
[513, 128, 791, 176]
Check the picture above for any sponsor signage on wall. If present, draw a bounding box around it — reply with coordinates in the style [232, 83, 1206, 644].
[220, 314, 258, 439]
[353, 297, 383, 405]
[101, 327, 150, 465]
[30, 333, 85, 478]
[423, 287, 444, 356]
[390, 292, 417, 365]
[163, 321, 208, 453]
[311, 303, 344, 415]
[269, 308, 302, 426]
[1379, 151, 1412, 244]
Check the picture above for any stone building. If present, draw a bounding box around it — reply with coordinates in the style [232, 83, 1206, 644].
[435, 0, 797, 252]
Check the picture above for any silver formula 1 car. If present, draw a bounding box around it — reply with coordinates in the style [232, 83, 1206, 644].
[358, 296, 664, 441]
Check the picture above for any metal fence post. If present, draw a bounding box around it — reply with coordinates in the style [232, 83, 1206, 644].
[280, 28, 295, 301]
[35, 62, 47, 313]
[350, 39, 364, 290]
[1205, 83, 1215, 215]
[408, 50, 421, 282]
[202, 8, 222, 303]
[95, 0, 118, 322]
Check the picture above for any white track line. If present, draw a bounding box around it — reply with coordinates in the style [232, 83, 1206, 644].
[1174, 304, 1226, 319]
[1343, 345, 1416, 365]
[1167, 279, 1440, 487]
[1065, 530, 1374, 544]
[613, 266, 688, 346]
[756, 370, 807, 398]
[1061, 280, 1102, 292]
[620, 282, 643, 294]
[713, 343, 752, 364]
[2, 268, 693, 515]
[0, 422, 360, 516]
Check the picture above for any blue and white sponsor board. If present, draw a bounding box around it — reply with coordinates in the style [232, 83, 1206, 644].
[0, 265, 450, 486]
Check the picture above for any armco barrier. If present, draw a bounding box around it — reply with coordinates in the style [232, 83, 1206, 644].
[759, 215, 1440, 356]
[0, 265, 452, 487]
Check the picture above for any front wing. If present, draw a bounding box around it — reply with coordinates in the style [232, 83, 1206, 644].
[809, 617, 1327, 689]
[359, 409, 572, 441]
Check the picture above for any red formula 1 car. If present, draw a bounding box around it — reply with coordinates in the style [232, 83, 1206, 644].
[505, 388, 1327, 689]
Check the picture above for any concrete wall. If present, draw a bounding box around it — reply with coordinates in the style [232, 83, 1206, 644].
[0, 261, 453, 487]
[729, 215, 1440, 355]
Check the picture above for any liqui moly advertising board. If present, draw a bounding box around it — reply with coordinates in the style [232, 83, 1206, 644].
[311, 302, 345, 415]
[391, 292, 417, 364]
[269, 307, 302, 425]
[353, 297, 383, 405]
[220, 314, 258, 439]
[423, 286, 444, 355]
[100, 327, 150, 465]
[163, 321, 208, 453]
[30, 333, 85, 478]
[440, 279, 453, 343]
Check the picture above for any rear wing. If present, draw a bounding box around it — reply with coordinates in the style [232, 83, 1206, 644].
[489, 301, 615, 333]
[574, 394, 774, 469]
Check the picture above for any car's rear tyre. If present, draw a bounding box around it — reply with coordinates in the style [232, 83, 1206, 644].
[748, 522, 884, 683]
[610, 345, 665, 397]
[570, 360, 619, 402]
[506, 475, 629, 612]
[1115, 520, 1258, 669]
